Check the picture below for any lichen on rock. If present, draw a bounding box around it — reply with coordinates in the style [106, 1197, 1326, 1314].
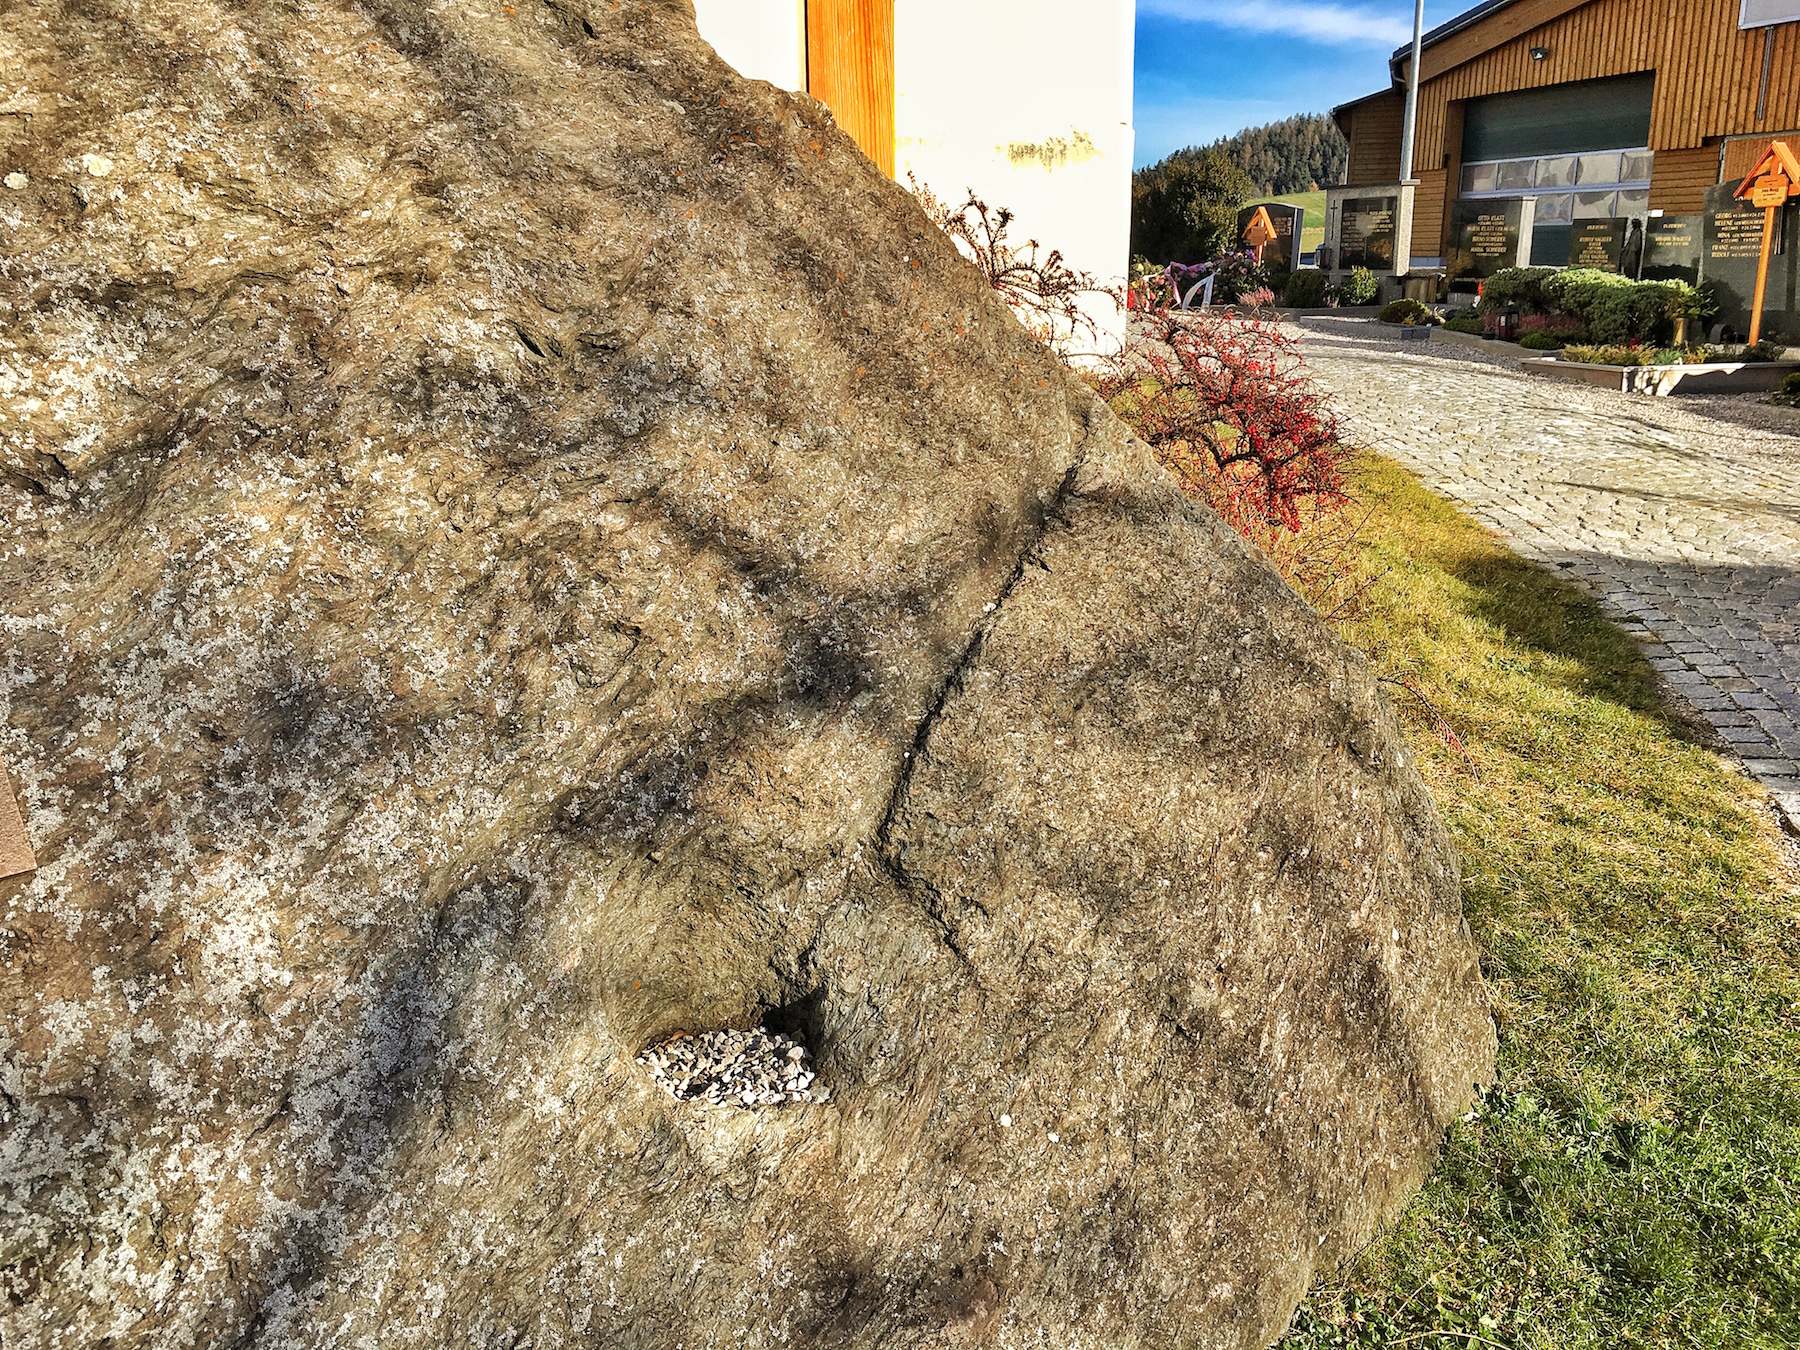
[0, 2, 1494, 1346]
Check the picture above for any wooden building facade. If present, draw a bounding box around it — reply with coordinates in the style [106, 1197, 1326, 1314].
[1332, 0, 1800, 275]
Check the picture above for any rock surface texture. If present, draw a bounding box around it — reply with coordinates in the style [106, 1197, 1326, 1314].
[0, 2, 1495, 1346]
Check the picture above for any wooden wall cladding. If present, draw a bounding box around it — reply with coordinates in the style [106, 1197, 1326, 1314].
[1345, 92, 1405, 184]
[1650, 143, 1725, 215]
[1413, 169, 1449, 255]
[1410, 0, 1800, 168]
[1722, 131, 1800, 187]
[806, 0, 895, 177]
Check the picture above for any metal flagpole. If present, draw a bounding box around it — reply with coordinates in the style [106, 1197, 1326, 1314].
[1397, 0, 1425, 184]
[1396, 0, 1426, 277]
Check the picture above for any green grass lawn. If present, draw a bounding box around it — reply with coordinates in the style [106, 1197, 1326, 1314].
[1264, 188, 1326, 255]
[1284, 456, 1800, 1349]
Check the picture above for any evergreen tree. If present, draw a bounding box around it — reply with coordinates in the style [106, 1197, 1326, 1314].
[1130, 150, 1255, 265]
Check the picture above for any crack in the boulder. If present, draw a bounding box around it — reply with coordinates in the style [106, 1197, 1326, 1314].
[872, 432, 1090, 960]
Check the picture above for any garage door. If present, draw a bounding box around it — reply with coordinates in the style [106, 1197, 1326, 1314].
[1462, 73, 1655, 162]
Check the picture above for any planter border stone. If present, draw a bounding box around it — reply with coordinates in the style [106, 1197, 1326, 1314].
[1520, 356, 1800, 396]
[1430, 328, 1512, 354]
[1270, 305, 1383, 317]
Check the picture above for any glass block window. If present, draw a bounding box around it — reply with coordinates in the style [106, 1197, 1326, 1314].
[1574, 190, 1618, 218]
[1459, 148, 1651, 226]
[1533, 193, 1574, 224]
[1577, 152, 1624, 185]
[1497, 159, 1536, 190]
[1534, 156, 1579, 189]
[1461, 162, 1500, 194]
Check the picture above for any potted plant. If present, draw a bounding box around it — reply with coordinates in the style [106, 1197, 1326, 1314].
[1666, 284, 1716, 349]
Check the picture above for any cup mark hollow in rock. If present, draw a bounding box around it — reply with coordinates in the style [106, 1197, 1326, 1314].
[637, 1025, 826, 1108]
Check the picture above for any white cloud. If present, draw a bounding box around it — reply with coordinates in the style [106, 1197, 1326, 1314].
[1139, 0, 1413, 47]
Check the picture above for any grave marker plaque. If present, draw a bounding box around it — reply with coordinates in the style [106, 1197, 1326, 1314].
[1338, 196, 1397, 271]
[1701, 183, 1796, 335]
[1240, 201, 1305, 273]
[1447, 200, 1520, 278]
[1640, 216, 1701, 283]
[1570, 219, 1626, 271]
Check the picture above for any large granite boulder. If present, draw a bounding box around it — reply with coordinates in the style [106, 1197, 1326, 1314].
[0, 2, 1495, 1346]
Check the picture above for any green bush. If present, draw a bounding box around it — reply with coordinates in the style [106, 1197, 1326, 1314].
[1542, 270, 1688, 344]
[1378, 297, 1433, 325]
[1518, 331, 1564, 350]
[1336, 266, 1379, 306]
[1442, 314, 1485, 334]
[1774, 372, 1800, 407]
[1130, 149, 1253, 264]
[1475, 266, 1558, 315]
[1282, 267, 1329, 307]
[1475, 267, 1699, 345]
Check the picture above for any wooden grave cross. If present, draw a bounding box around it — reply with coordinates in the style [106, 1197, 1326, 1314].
[1243, 206, 1278, 263]
[1734, 139, 1800, 347]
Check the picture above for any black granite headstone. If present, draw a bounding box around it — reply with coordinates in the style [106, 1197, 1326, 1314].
[1240, 202, 1306, 273]
[1700, 184, 1796, 338]
[1446, 199, 1521, 278]
[1569, 219, 1626, 272]
[1640, 216, 1701, 284]
[1338, 196, 1397, 271]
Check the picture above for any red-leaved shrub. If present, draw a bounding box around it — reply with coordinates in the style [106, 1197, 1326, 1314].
[1095, 311, 1367, 613]
[1098, 312, 1347, 532]
[1518, 313, 1586, 337]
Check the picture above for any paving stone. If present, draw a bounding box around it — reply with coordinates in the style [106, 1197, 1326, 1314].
[1292, 316, 1800, 827]
[1720, 726, 1777, 746]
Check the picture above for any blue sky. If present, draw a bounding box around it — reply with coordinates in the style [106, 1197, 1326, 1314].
[1134, 1, 1473, 168]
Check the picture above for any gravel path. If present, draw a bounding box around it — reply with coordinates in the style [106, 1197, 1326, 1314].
[1290, 316, 1800, 833]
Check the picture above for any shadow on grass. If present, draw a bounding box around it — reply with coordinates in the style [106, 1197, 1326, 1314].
[1288, 454, 1800, 1350]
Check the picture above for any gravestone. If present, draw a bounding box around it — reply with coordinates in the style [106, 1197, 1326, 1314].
[1641, 216, 1702, 284]
[1702, 184, 1799, 338]
[1240, 201, 1306, 273]
[1570, 219, 1626, 272]
[1447, 199, 1522, 278]
[1339, 195, 1398, 271]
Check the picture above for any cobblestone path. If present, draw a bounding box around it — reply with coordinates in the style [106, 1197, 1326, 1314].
[1293, 316, 1800, 833]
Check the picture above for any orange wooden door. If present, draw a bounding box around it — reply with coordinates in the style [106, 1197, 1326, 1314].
[806, 0, 895, 177]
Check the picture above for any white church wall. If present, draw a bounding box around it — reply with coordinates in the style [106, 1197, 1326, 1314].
[691, 1, 1136, 351]
[691, 0, 806, 92]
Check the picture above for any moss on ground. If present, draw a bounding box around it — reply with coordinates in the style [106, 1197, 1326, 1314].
[1284, 456, 1800, 1350]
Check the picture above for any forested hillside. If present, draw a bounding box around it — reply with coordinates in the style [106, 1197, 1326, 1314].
[1149, 113, 1347, 198]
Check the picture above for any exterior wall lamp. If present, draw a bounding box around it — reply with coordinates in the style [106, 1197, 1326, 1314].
[1530, 46, 1550, 61]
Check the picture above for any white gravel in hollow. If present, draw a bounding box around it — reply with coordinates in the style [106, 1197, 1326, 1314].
[637, 1026, 826, 1108]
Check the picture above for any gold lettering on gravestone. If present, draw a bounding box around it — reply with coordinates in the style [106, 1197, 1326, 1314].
[0, 757, 35, 880]
[1573, 232, 1616, 269]
[1470, 214, 1510, 259]
[1652, 220, 1695, 250]
[1712, 211, 1766, 261]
